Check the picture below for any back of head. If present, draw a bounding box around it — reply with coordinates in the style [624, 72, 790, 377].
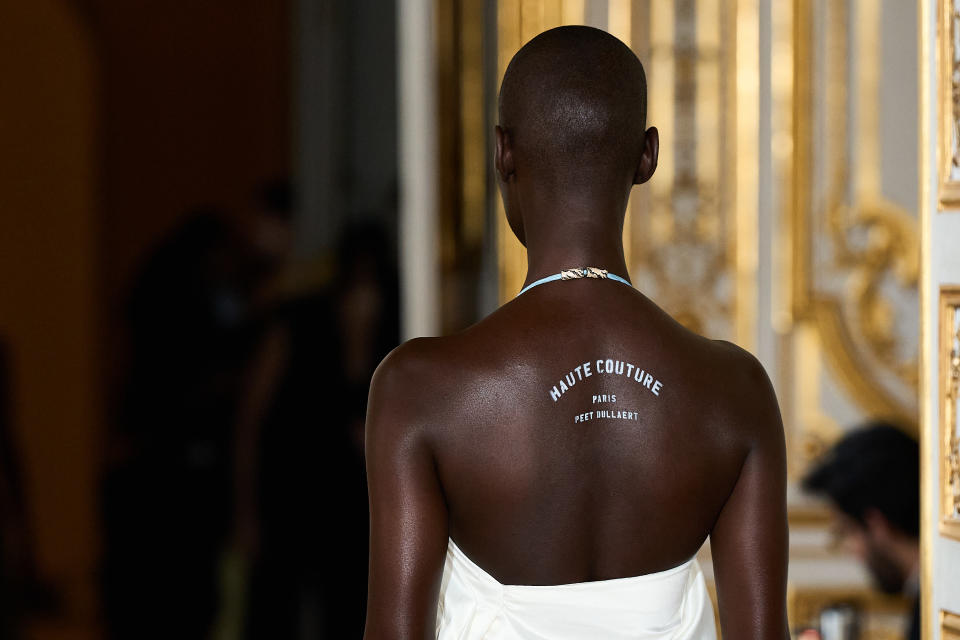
[498, 25, 647, 188]
[802, 422, 920, 537]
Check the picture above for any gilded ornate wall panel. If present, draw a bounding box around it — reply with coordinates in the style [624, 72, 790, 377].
[628, 0, 749, 343]
[940, 286, 960, 540]
[779, 0, 920, 475]
[437, 0, 496, 332]
[938, 0, 960, 208]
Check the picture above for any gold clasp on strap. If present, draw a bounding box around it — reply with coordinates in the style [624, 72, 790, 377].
[560, 267, 609, 280]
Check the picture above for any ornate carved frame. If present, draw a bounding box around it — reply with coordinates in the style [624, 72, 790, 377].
[786, 0, 919, 445]
[938, 0, 960, 209]
[943, 610, 960, 640]
[939, 286, 960, 540]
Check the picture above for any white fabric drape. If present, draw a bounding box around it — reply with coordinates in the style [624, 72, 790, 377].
[436, 538, 717, 640]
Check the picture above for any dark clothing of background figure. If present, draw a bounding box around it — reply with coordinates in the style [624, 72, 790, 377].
[244, 294, 370, 639]
[246, 222, 399, 639]
[101, 213, 261, 640]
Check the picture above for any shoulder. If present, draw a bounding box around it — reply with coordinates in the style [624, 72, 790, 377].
[366, 335, 463, 442]
[369, 336, 444, 410]
[709, 340, 773, 390]
[370, 337, 437, 391]
[707, 340, 783, 442]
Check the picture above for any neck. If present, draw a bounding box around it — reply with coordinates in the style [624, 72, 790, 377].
[518, 189, 632, 289]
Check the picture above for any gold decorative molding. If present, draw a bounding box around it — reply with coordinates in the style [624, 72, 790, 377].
[939, 286, 960, 539]
[626, 0, 748, 343]
[937, 0, 960, 209]
[436, 0, 492, 331]
[607, 0, 632, 271]
[786, 0, 919, 437]
[734, 0, 759, 351]
[919, 3, 933, 640]
[944, 610, 960, 640]
[496, 0, 529, 302]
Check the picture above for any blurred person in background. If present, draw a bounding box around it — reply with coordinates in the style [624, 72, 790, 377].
[101, 188, 292, 639]
[101, 209, 254, 640]
[240, 218, 399, 640]
[802, 422, 921, 640]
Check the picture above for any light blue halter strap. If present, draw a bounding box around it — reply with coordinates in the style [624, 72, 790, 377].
[517, 267, 632, 297]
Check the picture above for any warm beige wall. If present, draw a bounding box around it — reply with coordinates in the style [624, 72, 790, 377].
[92, 0, 291, 319]
[0, 1, 291, 638]
[0, 1, 102, 637]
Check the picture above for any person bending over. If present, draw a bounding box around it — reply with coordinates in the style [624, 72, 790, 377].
[803, 422, 920, 640]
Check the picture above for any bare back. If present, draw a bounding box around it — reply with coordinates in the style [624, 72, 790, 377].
[364, 276, 788, 639]
[433, 278, 749, 583]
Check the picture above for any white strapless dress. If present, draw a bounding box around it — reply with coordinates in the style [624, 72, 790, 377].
[436, 538, 717, 639]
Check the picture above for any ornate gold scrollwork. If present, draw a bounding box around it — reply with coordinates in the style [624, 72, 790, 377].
[940, 287, 960, 540]
[630, 0, 741, 342]
[826, 196, 921, 391]
[938, 0, 960, 208]
[951, 7, 960, 170]
[788, 0, 920, 432]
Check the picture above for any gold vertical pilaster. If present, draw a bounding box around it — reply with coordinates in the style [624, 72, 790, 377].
[561, 0, 585, 25]
[939, 286, 960, 540]
[790, 0, 812, 316]
[772, 0, 797, 470]
[919, 0, 932, 635]
[917, 0, 943, 638]
[608, 0, 633, 269]
[855, 0, 881, 198]
[646, 0, 675, 250]
[437, 0, 493, 331]
[734, 0, 759, 351]
[497, 0, 526, 302]
[460, 0, 486, 249]
[937, 0, 960, 207]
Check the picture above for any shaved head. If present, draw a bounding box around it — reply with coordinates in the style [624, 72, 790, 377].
[498, 26, 648, 187]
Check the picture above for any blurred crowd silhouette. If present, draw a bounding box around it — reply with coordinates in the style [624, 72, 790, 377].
[0, 180, 401, 640]
[1, 2, 399, 637]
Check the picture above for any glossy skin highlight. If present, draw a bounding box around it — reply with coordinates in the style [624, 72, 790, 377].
[365, 26, 789, 640]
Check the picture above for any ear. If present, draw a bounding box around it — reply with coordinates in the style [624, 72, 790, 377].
[633, 126, 659, 185]
[495, 125, 515, 182]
